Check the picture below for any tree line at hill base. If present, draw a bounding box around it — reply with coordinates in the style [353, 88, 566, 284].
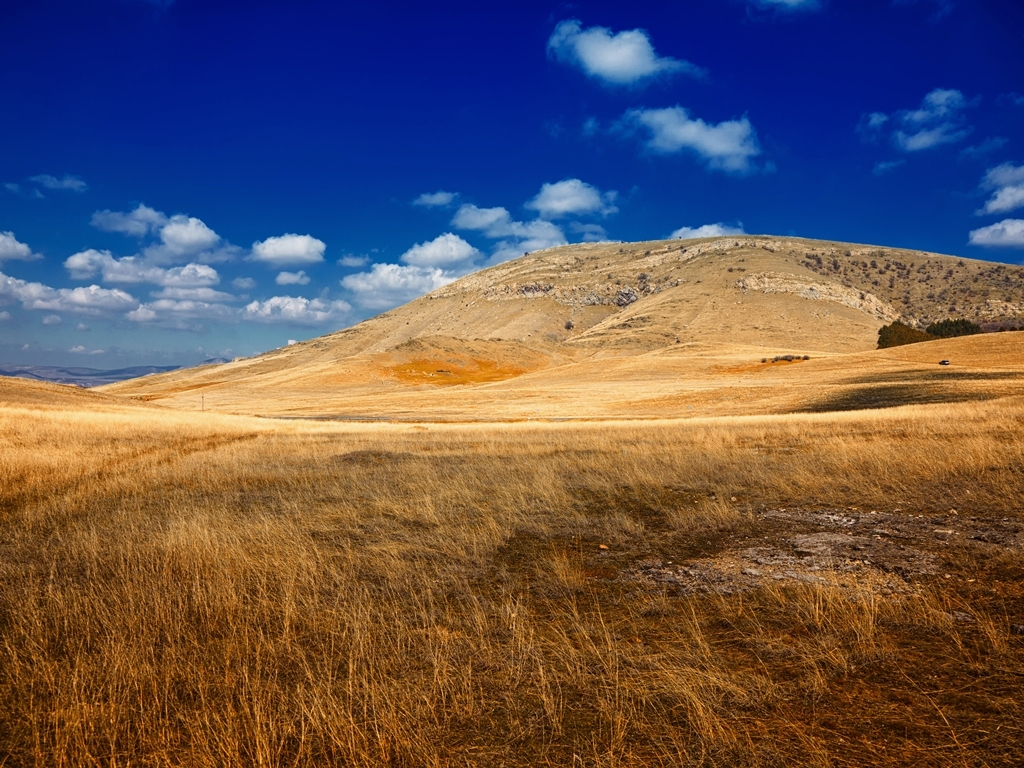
[876, 318, 1022, 349]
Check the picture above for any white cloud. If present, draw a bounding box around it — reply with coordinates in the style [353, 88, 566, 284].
[525, 178, 618, 219]
[978, 163, 1024, 215]
[43, 314, 62, 325]
[0, 311, 9, 321]
[70, 345, 86, 353]
[0, 231, 40, 263]
[30, 174, 87, 192]
[862, 88, 972, 153]
[232, 277, 257, 290]
[960, 137, 1008, 159]
[251, 234, 326, 266]
[451, 205, 567, 263]
[65, 249, 221, 287]
[158, 215, 221, 256]
[548, 19, 702, 86]
[150, 287, 235, 301]
[569, 222, 609, 242]
[342, 263, 456, 310]
[90, 205, 237, 265]
[276, 270, 311, 285]
[750, 0, 820, 10]
[873, 160, 906, 175]
[288, 339, 299, 345]
[127, 298, 236, 326]
[76, 322, 90, 331]
[969, 219, 1024, 248]
[413, 191, 457, 207]
[0, 271, 139, 316]
[243, 296, 351, 325]
[91, 204, 168, 236]
[669, 222, 745, 239]
[400, 233, 481, 267]
[624, 106, 762, 173]
[338, 254, 370, 267]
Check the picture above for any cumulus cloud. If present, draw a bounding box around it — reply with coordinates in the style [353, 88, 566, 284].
[65, 249, 221, 287]
[0, 271, 139, 316]
[243, 296, 351, 325]
[90, 204, 237, 265]
[251, 234, 326, 266]
[400, 233, 481, 267]
[451, 204, 567, 263]
[548, 19, 702, 86]
[969, 219, 1024, 248]
[42, 314, 62, 325]
[127, 298, 237, 327]
[670, 222, 746, 240]
[0, 232, 40, 263]
[525, 179, 618, 219]
[623, 106, 762, 173]
[861, 88, 973, 152]
[91, 204, 168, 236]
[276, 270, 311, 285]
[413, 191, 458, 207]
[978, 163, 1024, 215]
[232, 277, 257, 290]
[0, 311, 10, 321]
[30, 174, 87, 192]
[341, 263, 456, 310]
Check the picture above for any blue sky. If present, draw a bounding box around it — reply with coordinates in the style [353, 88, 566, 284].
[2, 0, 1023, 367]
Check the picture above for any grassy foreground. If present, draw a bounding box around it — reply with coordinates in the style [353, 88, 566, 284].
[1, 398, 1023, 766]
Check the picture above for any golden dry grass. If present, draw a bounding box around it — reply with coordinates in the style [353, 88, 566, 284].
[2, 389, 1023, 766]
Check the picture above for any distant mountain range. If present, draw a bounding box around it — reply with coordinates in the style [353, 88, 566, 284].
[0, 364, 182, 388]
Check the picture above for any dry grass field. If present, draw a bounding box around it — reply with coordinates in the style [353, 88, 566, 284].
[5, 237, 1024, 765]
[2, 373, 1023, 766]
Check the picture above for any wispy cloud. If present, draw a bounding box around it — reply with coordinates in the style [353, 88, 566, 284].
[413, 190, 458, 207]
[749, 0, 821, 10]
[622, 106, 762, 173]
[873, 159, 906, 175]
[860, 88, 973, 152]
[30, 174, 87, 192]
[548, 19, 703, 86]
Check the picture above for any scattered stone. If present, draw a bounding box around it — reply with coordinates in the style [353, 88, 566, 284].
[598, 544, 609, 551]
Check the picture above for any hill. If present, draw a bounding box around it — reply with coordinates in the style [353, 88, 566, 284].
[103, 235, 1024, 417]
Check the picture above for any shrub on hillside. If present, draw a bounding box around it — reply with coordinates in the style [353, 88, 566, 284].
[877, 321, 933, 349]
[925, 318, 982, 338]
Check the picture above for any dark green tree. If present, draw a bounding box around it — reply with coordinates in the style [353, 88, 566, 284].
[925, 318, 982, 338]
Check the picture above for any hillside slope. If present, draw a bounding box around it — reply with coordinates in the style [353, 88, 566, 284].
[103, 235, 1024, 417]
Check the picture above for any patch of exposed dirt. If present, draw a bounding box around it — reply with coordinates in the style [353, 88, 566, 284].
[623, 506, 1022, 596]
